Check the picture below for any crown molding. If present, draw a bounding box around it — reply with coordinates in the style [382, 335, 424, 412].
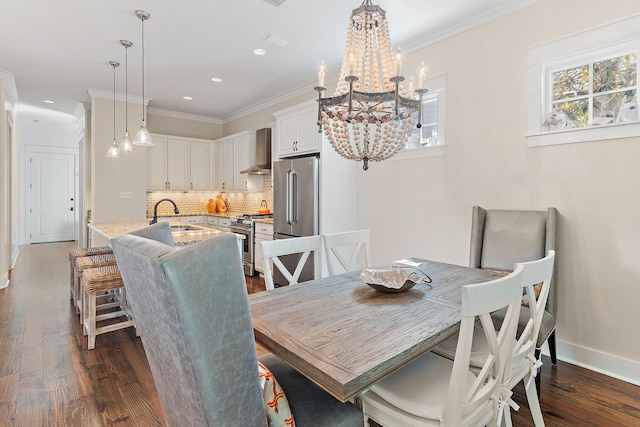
[401, 0, 538, 53]
[147, 107, 222, 125]
[87, 88, 148, 105]
[0, 68, 19, 107]
[222, 81, 313, 123]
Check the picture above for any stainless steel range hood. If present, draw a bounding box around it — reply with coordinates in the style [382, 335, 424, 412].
[241, 128, 272, 175]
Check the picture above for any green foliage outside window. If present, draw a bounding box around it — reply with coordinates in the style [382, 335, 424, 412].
[549, 53, 638, 129]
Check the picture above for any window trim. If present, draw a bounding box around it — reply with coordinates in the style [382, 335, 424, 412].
[526, 14, 640, 147]
[393, 73, 446, 161]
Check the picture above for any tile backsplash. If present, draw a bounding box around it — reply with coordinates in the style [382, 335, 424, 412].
[146, 176, 273, 218]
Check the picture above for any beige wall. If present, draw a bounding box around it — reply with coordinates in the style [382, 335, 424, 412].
[148, 112, 222, 140]
[354, 0, 640, 382]
[90, 96, 147, 223]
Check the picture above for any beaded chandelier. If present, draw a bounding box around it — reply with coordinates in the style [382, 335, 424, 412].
[315, 0, 428, 170]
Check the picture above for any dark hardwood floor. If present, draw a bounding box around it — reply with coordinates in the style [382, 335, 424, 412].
[1, 241, 639, 426]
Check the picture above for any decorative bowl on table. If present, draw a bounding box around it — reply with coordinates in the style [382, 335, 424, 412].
[360, 267, 432, 293]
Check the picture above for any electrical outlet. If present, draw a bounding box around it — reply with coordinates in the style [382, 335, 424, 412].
[120, 191, 132, 199]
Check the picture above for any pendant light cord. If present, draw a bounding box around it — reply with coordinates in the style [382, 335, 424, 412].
[125, 45, 128, 132]
[141, 15, 145, 122]
[113, 63, 116, 140]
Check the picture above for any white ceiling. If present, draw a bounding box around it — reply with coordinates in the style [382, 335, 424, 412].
[1, 0, 534, 122]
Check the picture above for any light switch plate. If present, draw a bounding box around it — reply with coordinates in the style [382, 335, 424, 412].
[120, 191, 132, 199]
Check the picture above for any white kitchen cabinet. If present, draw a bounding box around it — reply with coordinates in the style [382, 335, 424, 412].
[254, 223, 273, 275]
[214, 139, 234, 191]
[149, 134, 214, 191]
[205, 216, 219, 229]
[179, 216, 205, 225]
[147, 137, 189, 190]
[218, 217, 231, 232]
[189, 141, 210, 190]
[274, 100, 320, 158]
[213, 131, 261, 192]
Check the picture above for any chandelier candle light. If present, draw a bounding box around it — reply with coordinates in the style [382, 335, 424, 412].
[133, 10, 153, 146]
[315, 0, 428, 170]
[119, 40, 135, 152]
[105, 61, 121, 159]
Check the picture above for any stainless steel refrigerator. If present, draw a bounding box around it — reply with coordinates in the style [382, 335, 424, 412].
[272, 155, 319, 287]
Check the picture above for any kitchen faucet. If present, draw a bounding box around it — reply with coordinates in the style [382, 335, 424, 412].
[149, 198, 180, 225]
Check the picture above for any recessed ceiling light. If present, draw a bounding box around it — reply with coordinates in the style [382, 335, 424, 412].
[43, 99, 55, 104]
[211, 77, 223, 83]
[183, 96, 193, 100]
[253, 48, 267, 56]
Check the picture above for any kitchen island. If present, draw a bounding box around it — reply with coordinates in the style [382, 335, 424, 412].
[88, 220, 229, 247]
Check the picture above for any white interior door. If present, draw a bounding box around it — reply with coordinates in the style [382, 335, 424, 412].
[27, 151, 76, 243]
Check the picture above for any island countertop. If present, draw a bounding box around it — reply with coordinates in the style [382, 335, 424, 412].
[88, 221, 228, 247]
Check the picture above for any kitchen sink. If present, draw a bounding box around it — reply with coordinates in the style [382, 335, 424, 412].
[170, 225, 202, 231]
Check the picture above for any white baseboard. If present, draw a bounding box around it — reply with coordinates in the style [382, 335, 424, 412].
[0, 273, 7, 289]
[556, 339, 640, 387]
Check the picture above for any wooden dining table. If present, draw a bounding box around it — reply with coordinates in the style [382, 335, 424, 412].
[248, 258, 504, 403]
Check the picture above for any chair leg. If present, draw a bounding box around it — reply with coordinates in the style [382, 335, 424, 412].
[524, 374, 545, 427]
[535, 348, 542, 398]
[548, 330, 557, 365]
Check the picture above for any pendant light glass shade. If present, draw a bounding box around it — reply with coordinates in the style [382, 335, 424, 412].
[119, 40, 135, 153]
[106, 61, 121, 159]
[133, 10, 153, 146]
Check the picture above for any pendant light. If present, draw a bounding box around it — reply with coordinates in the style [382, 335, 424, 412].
[133, 10, 153, 146]
[105, 61, 121, 159]
[119, 39, 135, 152]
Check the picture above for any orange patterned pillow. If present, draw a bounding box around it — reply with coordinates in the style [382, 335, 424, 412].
[521, 282, 542, 307]
[258, 361, 296, 426]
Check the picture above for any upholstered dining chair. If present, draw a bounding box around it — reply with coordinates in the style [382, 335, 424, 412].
[322, 230, 371, 276]
[110, 231, 362, 427]
[260, 235, 322, 290]
[359, 264, 525, 426]
[470, 206, 558, 387]
[433, 250, 555, 427]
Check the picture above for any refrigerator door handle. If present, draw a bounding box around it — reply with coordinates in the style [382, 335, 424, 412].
[285, 170, 291, 225]
[289, 169, 298, 225]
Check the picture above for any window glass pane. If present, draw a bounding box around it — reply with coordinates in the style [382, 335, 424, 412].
[552, 98, 589, 128]
[593, 53, 637, 93]
[406, 95, 439, 148]
[594, 90, 637, 123]
[552, 65, 589, 101]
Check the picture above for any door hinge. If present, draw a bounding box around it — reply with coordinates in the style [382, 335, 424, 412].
[29, 183, 32, 189]
[29, 208, 32, 213]
[30, 157, 32, 163]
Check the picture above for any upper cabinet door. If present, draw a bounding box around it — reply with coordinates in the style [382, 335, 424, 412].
[233, 134, 251, 191]
[166, 139, 189, 191]
[189, 141, 210, 190]
[147, 138, 168, 190]
[274, 101, 320, 159]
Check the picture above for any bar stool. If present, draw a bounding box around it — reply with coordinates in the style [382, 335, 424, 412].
[69, 246, 113, 307]
[74, 253, 117, 319]
[81, 264, 136, 350]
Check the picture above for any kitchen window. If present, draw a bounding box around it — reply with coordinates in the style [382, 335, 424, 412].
[526, 14, 640, 147]
[393, 73, 446, 161]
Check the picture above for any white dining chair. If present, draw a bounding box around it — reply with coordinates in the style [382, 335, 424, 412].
[432, 250, 555, 427]
[359, 264, 524, 427]
[260, 235, 322, 290]
[322, 230, 371, 276]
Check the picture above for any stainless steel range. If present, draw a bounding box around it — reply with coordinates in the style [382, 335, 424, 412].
[230, 214, 273, 276]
